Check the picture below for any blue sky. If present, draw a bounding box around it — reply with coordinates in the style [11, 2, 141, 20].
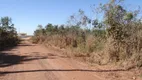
[0, 0, 142, 35]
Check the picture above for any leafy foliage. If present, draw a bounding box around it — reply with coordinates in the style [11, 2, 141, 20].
[0, 17, 19, 50]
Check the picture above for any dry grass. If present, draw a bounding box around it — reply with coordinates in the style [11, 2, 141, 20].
[32, 28, 142, 68]
[32, 0, 142, 69]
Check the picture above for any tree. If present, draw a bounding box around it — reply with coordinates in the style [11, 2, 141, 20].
[0, 16, 18, 50]
[34, 25, 46, 36]
[68, 9, 91, 28]
[45, 23, 53, 32]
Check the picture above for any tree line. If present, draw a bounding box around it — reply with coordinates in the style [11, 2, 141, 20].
[33, 0, 142, 68]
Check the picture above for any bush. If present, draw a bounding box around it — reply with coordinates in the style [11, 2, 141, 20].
[0, 17, 19, 50]
[32, 0, 142, 68]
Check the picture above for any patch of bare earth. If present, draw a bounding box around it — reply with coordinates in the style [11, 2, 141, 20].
[0, 41, 141, 80]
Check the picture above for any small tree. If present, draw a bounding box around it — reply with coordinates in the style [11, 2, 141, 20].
[0, 16, 18, 50]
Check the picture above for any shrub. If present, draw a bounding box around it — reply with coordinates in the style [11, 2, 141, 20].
[32, 0, 142, 68]
[0, 17, 19, 50]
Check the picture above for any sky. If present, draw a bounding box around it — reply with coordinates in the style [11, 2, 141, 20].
[0, 0, 142, 35]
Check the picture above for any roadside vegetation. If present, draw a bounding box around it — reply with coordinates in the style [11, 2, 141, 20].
[32, 0, 142, 68]
[0, 17, 19, 50]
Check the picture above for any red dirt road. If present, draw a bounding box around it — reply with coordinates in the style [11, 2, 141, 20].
[0, 42, 141, 80]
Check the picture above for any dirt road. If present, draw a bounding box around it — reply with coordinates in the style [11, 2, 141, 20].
[0, 41, 141, 80]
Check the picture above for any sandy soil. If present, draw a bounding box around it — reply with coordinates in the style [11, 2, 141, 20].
[0, 41, 141, 80]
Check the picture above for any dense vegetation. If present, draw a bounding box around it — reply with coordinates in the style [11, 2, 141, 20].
[33, 0, 142, 68]
[0, 17, 19, 50]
